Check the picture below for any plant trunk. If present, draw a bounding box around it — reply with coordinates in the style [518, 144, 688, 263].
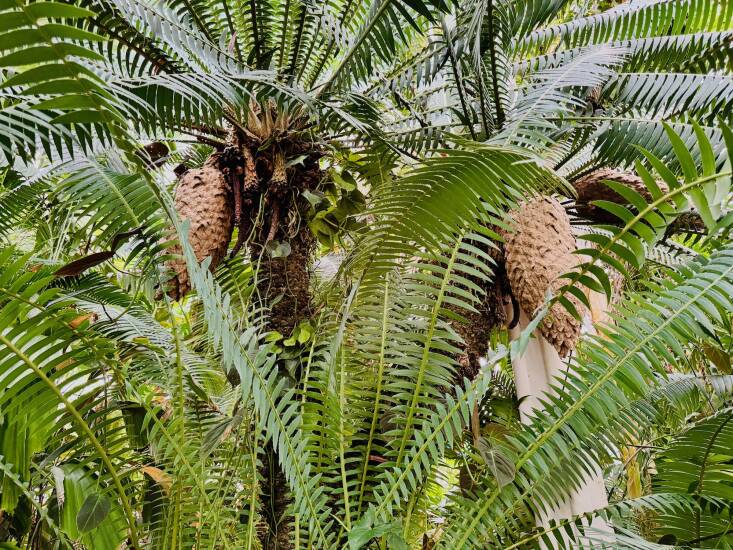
[453, 280, 507, 381]
[253, 226, 313, 550]
[450, 236, 510, 382]
[253, 227, 315, 337]
[168, 99, 322, 548]
[252, 227, 313, 550]
[259, 443, 294, 550]
[250, 173, 317, 549]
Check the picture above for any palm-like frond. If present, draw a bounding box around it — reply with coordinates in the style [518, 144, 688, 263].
[514, 0, 733, 56]
[0, 1, 131, 159]
[560, 122, 732, 306]
[604, 73, 733, 123]
[343, 146, 567, 290]
[652, 409, 733, 547]
[0, 250, 140, 547]
[439, 242, 733, 548]
[493, 45, 627, 151]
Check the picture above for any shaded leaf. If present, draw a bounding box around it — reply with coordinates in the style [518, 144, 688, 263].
[76, 493, 110, 533]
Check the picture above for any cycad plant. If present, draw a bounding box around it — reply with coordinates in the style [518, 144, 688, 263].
[1, 0, 733, 547]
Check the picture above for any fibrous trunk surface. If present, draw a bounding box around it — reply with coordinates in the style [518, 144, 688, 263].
[253, 228, 315, 336]
[450, 246, 510, 381]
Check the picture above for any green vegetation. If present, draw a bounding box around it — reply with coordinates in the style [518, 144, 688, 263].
[0, 0, 732, 547]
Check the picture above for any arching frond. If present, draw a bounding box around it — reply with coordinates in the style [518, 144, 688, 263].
[0, 0, 131, 159]
[344, 146, 567, 290]
[560, 122, 732, 306]
[514, 0, 733, 58]
[604, 72, 733, 123]
[438, 243, 733, 548]
[652, 409, 733, 547]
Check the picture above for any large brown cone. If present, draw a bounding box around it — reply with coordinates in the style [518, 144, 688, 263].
[167, 154, 233, 299]
[504, 197, 585, 357]
[572, 169, 668, 222]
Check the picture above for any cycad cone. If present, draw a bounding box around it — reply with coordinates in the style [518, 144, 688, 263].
[574, 168, 656, 203]
[168, 154, 233, 298]
[573, 169, 666, 222]
[504, 196, 583, 356]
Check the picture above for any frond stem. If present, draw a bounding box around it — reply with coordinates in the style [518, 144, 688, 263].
[486, 0, 506, 129]
[356, 275, 391, 514]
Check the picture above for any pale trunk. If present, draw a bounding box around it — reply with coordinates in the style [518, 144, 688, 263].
[507, 289, 614, 547]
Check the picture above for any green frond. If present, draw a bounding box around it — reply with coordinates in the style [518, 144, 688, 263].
[514, 0, 733, 58]
[52, 157, 165, 250]
[590, 119, 730, 170]
[170, 217, 338, 547]
[0, 0, 131, 159]
[313, 0, 451, 93]
[0, 167, 52, 243]
[370, 359, 504, 519]
[439, 243, 733, 548]
[0, 249, 141, 547]
[108, 0, 238, 70]
[505, 0, 572, 40]
[517, 31, 733, 76]
[604, 72, 733, 123]
[561, 122, 732, 305]
[81, 0, 179, 76]
[344, 146, 568, 291]
[494, 45, 627, 151]
[652, 409, 733, 546]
